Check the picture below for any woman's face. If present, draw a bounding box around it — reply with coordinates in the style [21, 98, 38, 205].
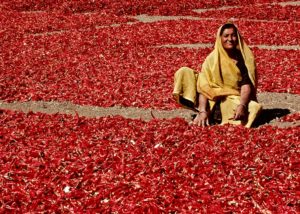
[221, 27, 238, 51]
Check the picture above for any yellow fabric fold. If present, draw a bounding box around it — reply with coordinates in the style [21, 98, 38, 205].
[173, 67, 198, 104]
[220, 95, 262, 128]
[197, 25, 256, 100]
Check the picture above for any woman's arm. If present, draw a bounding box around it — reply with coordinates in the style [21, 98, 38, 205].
[193, 93, 210, 126]
[232, 84, 251, 120]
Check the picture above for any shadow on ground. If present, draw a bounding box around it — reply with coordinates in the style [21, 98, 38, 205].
[252, 108, 290, 127]
[191, 108, 291, 127]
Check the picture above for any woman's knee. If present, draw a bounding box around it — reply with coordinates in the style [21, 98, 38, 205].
[176, 67, 194, 74]
[174, 67, 197, 81]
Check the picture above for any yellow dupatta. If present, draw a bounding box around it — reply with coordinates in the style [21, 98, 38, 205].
[197, 24, 257, 100]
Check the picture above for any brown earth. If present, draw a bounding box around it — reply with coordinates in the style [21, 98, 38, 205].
[0, 92, 299, 128]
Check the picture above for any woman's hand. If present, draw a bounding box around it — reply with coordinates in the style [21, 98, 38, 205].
[231, 84, 251, 121]
[232, 104, 247, 120]
[193, 111, 210, 127]
[193, 93, 209, 126]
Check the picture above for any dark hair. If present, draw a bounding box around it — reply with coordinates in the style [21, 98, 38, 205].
[220, 23, 238, 36]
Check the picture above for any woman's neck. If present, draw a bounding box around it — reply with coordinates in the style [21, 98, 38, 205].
[226, 49, 238, 59]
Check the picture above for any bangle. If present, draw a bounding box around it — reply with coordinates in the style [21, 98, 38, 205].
[198, 110, 207, 114]
[238, 104, 247, 108]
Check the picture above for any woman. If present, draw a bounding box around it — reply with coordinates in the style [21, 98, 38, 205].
[173, 22, 262, 128]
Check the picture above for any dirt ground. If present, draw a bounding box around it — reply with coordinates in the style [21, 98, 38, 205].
[0, 92, 299, 128]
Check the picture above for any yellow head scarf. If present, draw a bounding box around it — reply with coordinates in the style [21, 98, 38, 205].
[197, 23, 256, 100]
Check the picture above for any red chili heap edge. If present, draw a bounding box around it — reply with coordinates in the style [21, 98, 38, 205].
[280, 112, 300, 122]
[198, 5, 300, 21]
[0, 110, 299, 213]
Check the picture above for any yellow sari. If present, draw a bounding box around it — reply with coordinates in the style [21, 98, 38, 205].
[173, 24, 262, 128]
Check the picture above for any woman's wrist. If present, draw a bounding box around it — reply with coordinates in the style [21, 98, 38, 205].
[238, 103, 247, 109]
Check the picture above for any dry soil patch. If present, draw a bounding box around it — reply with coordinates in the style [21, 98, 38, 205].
[0, 92, 299, 128]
